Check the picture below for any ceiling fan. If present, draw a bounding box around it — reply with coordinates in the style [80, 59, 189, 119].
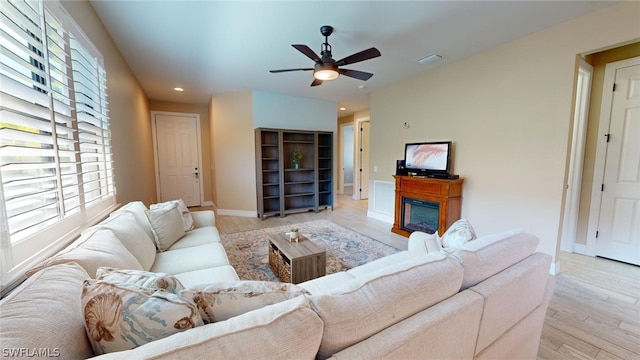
[270, 25, 381, 87]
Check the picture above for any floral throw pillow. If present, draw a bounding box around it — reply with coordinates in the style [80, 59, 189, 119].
[81, 280, 203, 355]
[440, 219, 477, 248]
[95, 267, 185, 294]
[181, 281, 310, 323]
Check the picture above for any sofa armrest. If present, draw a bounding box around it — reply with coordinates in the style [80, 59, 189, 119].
[407, 231, 441, 253]
[190, 210, 215, 228]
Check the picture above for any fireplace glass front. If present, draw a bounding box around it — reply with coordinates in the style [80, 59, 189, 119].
[401, 197, 439, 234]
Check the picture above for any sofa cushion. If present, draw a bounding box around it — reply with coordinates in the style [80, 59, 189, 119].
[26, 228, 143, 278]
[441, 219, 477, 248]
[471, 252, 552, 355]
[444, 229, 540, 289]
[308, 253, 463, 359]
[0, 263, 94, 360]
[146, 203, 186, 251]
[151, 199, 195, 231]
[182, 281, 310, 323]
[150, 243, 230, 274]
[96, 267, 185, 294]
[167, 226, 222, 250]
[89, 296, 323, 360]
[94, 211, 157, 270]
[81, 279, 204, 355]
[328, 290, 484, 360]
[346, 250, 419, 278]
[299, 271, 356, 296]
[173, 266, 240, 288]
[116, 201, 154, 240]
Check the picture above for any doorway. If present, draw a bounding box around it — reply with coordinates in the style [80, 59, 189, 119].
[151, 111, 203, 207]
[561, 59, 593, 252]
[587, 56, 640, 265]
[340, 124, 354, 196]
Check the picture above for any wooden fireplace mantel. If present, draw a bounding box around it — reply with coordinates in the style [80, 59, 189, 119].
[391, 175, 463, 237]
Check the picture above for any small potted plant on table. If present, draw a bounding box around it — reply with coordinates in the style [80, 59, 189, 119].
[289, 226, 299, 242]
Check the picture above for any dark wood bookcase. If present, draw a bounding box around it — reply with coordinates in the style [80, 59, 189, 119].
[255, 128, 333, 219]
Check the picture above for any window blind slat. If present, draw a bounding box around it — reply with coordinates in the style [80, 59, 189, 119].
[1, 1, 113, 278]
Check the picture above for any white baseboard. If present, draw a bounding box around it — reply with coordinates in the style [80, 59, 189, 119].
[367, 210, 393, 224]
[217, 209, 257, 217]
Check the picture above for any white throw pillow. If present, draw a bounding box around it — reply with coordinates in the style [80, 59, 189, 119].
[181, 281, 310, 323]
[1, 263, 94, 359]
[96, 267, 185, 294]
[81, 279, 204, 355]
[25, 228, 143, 278]
[150, 199, 194, 232]
[93, 211, 157, 270]
[440, 219, 477, 248]
[145, 203, 186, 251]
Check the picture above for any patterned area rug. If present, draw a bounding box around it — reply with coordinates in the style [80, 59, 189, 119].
[220, 219, 400, 281]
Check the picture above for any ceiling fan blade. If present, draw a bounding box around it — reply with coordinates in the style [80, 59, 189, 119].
[311, 78, 323, 87]
[335, 47, 381, 66]
[339, 68, 374, 81]
[292, 44, 322, 64]
[269, 68, 313, 73]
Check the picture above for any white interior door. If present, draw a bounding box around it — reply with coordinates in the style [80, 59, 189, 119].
[595, 62, 640, 265]
[153, 113, 202, 207]
[359, 121, 370, 200]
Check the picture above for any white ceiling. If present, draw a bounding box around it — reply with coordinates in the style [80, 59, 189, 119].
[89, 0, 617, 114]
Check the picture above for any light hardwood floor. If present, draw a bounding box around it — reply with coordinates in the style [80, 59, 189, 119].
[199, 195, 640, 359]
[538, 252, 640, 360]
[210, 194, 408, 250]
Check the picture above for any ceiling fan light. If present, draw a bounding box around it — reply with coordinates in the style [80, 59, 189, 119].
[314, 69, 339, 80]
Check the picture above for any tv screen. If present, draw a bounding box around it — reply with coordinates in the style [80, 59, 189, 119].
[404, 141, 451, 175]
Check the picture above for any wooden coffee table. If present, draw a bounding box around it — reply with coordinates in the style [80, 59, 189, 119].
[268, 233, 326, 284]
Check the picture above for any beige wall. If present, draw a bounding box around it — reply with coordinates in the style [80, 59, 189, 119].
[370, 2, 640, 265]
[576, 42, 640, 245]
[62, 1, 155, 206]
[209, 92, 256, 214]
[148, 101, 214, 204]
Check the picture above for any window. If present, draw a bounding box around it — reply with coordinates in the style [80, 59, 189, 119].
[0, 0, 115, 289]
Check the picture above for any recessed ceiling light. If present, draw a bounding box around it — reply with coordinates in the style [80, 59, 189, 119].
[339, 107, 347, 111]
[174, 87, 184, 92]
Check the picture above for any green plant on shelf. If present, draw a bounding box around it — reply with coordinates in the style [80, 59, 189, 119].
[292, 148, 302, 169]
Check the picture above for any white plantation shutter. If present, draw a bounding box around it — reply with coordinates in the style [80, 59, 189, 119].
[0, 0, 114, 287]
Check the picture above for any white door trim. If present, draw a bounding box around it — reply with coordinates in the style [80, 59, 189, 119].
[585, 56, 640, 256]
[353, 117, 370, 200]
[151, 111, 204, 206]
[561, 58, 593, 253]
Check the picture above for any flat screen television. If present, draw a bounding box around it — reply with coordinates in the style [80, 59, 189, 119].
[404, 141, 452, 176]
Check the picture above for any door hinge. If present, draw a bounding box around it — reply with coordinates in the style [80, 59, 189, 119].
[612, 83, 617, 92]
[601, 184, 605, 191]
[605, 133, 611, 142]
[596, 231, 599, 238]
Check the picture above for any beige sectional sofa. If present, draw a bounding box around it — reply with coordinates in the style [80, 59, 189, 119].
[0, 201, 554, 359]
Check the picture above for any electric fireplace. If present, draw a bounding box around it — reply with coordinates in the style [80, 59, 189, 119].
[401, 197, 439, 234]
[391, 176, 463, 237]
